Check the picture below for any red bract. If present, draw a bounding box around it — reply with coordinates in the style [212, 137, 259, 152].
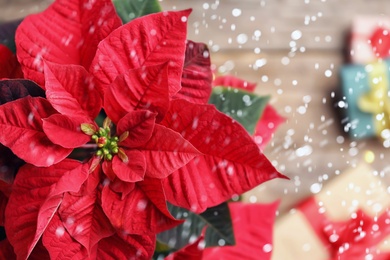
[90, 9, 190, 96]
[15, 0, 122, 88]
[213, 75, 257, 92]
[254, 105, 286, 150]
[0, 62, 100, 167]
[5, 160, 90, 259]
[160, 99, 285, 213]
[0, 96, 73, 167]
[1, 3, 197, 258]
[173, 40, 213, 104]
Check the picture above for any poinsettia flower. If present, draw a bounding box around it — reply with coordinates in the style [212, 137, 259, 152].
[0, 0, 286, 258]
[40, 58, 200, 184]
[165, 201, 280, 260]
[2, 61, 198, 258]
[213, 75, 285, 149]
[6, 0, 194, 167]
[1, 3, 201, 258]
[92, 1, 285, 215]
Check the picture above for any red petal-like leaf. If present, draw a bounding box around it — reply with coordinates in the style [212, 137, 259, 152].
[43, 114, 91, 149]
[165, 235, 204, 260]
[44, 63, 102, 120]
[0, 79, 45, 105]
[117, 110, 156, 148]
[161, 99, 285, 213]
[137, 178, 184, 233]
[92, 9, 191, 95]
[5, 160, 88, 259]
[58, 190, 115, 254]
[97, 232, 156, 260]
[15, 0, 121, 87]
[174, 40, 212, 104]
[213, 75, 257, 92]
[104, 64, 170, 124]
[254, 105, 285, 150]
[101, 181, 181, 235]
[42, 213, 89, 259]
[111, 149, 146, 182]
[203, 202, 279, 260]
[109, 178, 135, 199]
[0, 96, 72, 167]
[43, 166, 101, 258]
[102, 160, 116, 181]
[140, 124, 201, 179]
[0, 44, 22, 79]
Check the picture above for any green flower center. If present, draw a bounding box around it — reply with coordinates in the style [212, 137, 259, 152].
[91, 127, 119, 161]
[81, 118, 128, 162]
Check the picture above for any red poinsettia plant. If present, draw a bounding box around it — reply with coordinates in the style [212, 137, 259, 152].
[0, 0, 286, 259]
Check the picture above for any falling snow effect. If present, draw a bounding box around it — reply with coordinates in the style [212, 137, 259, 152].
[1, 0, 390, 258]
[168, 0, 390, 257]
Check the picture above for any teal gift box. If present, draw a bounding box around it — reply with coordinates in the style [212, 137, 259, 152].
[340, 59, 390, 140]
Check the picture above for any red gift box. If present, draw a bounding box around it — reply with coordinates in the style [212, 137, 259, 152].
[271, 163, 390, 259]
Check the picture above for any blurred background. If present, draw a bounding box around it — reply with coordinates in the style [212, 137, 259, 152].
[155, 0, 390, 214]
[1, 0, 390, 257]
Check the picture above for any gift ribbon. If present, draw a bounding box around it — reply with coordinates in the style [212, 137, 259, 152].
[357, 61, 390, 137]
[370, 27, 390, 59]
[299, 197, 390, 259]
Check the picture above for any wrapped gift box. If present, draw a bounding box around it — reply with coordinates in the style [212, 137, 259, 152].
[340, 59, 390, 140]
[350, 16, 390, 64]
[271, 163, 390, 260]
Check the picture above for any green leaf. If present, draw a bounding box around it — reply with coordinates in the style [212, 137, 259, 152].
[113, 0, 162, 24]
[201, 203, 236, 248]
[209, 86, 270, 135]
[157, 202, 235, 250]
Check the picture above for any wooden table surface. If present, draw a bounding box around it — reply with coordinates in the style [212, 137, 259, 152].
[1, 0, 390, 250]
